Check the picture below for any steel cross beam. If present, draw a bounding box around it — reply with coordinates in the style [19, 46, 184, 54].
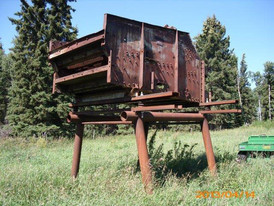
[70, 110, 218, 194]
[121, 111, 216, 194]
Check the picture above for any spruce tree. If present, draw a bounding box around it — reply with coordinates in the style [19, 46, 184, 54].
[194, 15, 239, 128]
[262, 62, 273, 120]
[0, 42, 12, 125]
[252, 71, 264, 121]
[47, 0, 77, 42]
[0, 42, 6, 123]
[237, 54, 256, 124]
[0, 42, 4, 123]
[252, 62, 273, 121]
[7, 0, 77, 137]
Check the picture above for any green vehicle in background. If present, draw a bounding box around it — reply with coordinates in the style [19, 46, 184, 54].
[237, 135, 274, 161]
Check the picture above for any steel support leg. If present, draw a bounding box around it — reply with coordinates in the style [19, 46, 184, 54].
[135, 117, 153, 194]
[201, 117, 217, 176]
[71, 123, 84, 178]
[136, 124, 149, 170]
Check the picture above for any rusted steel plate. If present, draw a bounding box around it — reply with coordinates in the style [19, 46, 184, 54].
[200, 61, 205, 103]
[49, 14, 203, 106]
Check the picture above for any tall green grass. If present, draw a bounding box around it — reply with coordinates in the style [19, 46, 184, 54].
[0, 123, 273, 205]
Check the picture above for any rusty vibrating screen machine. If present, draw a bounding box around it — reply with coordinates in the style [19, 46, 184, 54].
[48, 14, 241, 193]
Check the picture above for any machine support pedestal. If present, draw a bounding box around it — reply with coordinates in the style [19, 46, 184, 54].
[71, 123, 84, 178]
[135, 117, 153, 194]
[201, 117, 217, 176]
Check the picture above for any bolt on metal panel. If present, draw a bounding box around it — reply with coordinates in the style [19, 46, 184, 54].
[49, 14, 204, 106]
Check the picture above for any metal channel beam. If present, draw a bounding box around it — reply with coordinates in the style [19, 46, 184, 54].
[200, 109, 241, 114]
[82, 121, 132, 125]
[55, 65, 109, 84]
[132, 104, 183, 111]
[199, 100, 238, 107]
[121, 111, 204, 122]
[49, 32, 104, 59]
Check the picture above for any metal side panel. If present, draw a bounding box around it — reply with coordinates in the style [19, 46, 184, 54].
[104, 14, 142, 89]
[143, 23, 177, 92]
[178, 32, 201, 103]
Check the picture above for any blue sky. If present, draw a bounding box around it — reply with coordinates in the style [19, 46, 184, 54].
[0, 0, 273, 76]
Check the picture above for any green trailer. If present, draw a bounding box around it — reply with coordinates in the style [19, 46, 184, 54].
[237, 135, 274, 161]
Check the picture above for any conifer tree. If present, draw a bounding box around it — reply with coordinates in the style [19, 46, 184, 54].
[252, 62, 273, 121]
[0, 42, 4, 123]
[0, 42, 12, 124]
[262, 62, 273, 120]
[237, 54, 256, 124]
[194, 15, 238, 128]
[0, 42, 6, 123]
[7, 0, 77, 137]
[252, 71, 264, 121]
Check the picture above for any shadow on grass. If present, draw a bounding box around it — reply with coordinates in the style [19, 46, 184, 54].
[135, 130, 235, 185]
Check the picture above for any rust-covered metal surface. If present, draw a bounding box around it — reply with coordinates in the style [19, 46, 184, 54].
[49, 14, 204, 106]
[48, 14, 241, 194]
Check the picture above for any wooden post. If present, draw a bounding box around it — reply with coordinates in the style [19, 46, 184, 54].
[71, 123, 84, 178]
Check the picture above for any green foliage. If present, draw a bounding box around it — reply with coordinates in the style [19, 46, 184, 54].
[7, 0, 77, 137]
[148, 130, 200, 183]
[262, 62, 274, 120]
[82, 103, 131, 137]
[252, 62, 274, 121]
[0, 43, 12, 124]
[237, 54, 256, 125]
[194, 15, 239, 128]
[0, 125, 273, 205]
[0, 42, 5, 123]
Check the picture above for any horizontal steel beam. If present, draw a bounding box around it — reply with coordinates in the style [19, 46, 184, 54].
[67, 112, 120, 123]
[132, 104, 183, 111]
[132, 91, 179, 101]
[199, 100, 238, 106]
[121, 111, 204, 122]
[69, 97, 132, 107]
[49, 32, 104, 59]
[75, 109, 130, 115]
[200, 109, 241, 114]
[82, 121, 132, 125]
[55, 65, 109, 84]
[150, 121, 201, 125]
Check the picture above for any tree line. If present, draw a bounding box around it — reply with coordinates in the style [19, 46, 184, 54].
[0, 0, 273, 137]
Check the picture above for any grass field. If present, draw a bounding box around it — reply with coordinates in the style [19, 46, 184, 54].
[0, 121, 273, 206]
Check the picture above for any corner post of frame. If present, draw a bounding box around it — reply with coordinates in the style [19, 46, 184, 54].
[201, 116, 217, 176]
[135, 116, 153, 194]
[71, 123, 84, 178]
